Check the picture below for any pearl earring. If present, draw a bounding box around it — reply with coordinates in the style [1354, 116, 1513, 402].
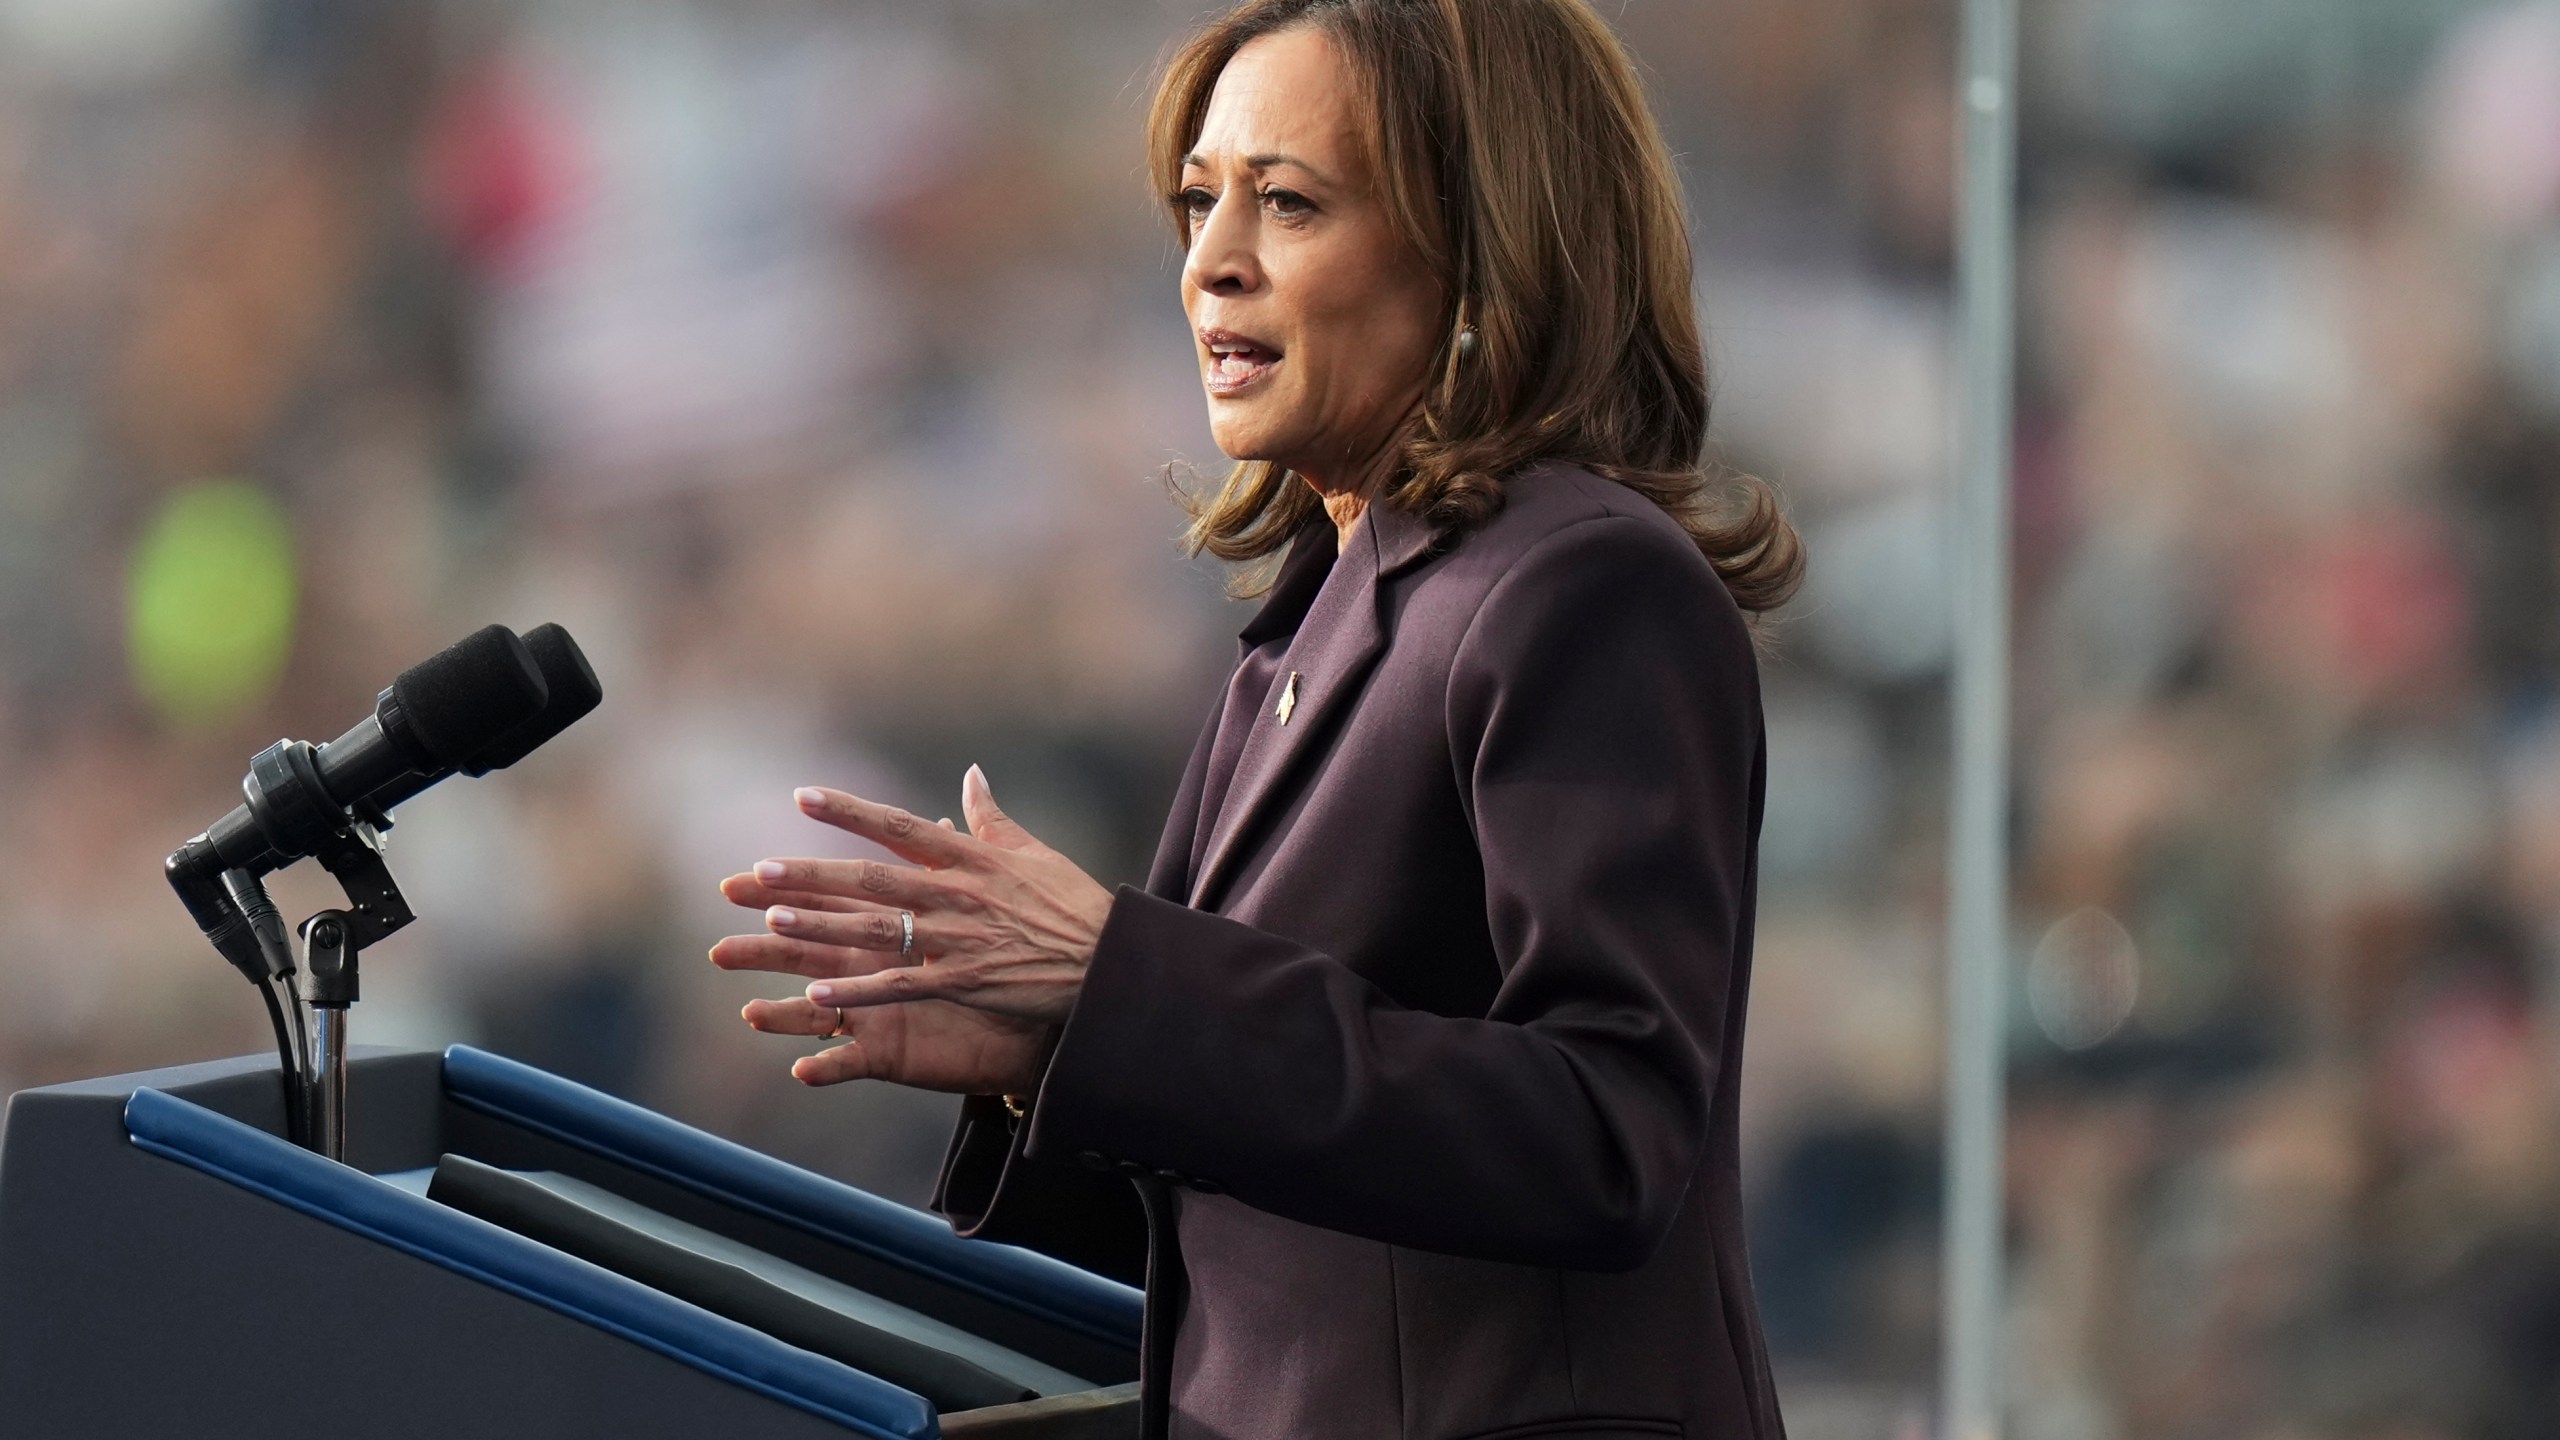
[1455, 326, 1479, 357]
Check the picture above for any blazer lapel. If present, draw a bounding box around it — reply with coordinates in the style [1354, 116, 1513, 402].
[1144, 703, 1221, 901]
[1188, 499, 1439, 912]
[1179, 524, 1341, 896]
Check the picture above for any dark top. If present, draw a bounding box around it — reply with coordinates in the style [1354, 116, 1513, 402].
[933, 463, 1784, 1440]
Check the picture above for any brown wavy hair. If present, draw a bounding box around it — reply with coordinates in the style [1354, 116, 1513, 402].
[1150, 0, 1803, 612]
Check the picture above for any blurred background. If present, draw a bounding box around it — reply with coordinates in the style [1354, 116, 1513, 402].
[3, 0, 2558, 1435]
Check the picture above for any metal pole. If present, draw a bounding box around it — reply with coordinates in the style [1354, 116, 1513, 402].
[299, 911, 356, 1162]
[309, 1006, 347, 1163]
[1944, 0, 2017, 1433]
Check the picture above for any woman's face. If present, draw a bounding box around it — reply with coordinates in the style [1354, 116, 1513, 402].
[1178, 26, 1445, 493]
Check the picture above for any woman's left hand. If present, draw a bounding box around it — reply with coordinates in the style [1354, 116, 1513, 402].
[714, 766, 1114, 1027]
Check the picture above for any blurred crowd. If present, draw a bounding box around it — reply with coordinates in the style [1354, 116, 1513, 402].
[5, 0, 2560, 1436]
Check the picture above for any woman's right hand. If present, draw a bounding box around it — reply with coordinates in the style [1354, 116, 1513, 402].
[712, 833, 1047, 1095]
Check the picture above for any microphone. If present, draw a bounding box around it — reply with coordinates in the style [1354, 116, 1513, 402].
[349, 622, 605, 817]
[166, 622, 605, 990]
[191, 624, 548, 877]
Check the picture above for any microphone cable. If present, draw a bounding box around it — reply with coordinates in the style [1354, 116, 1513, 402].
[221, 869, 307, 1141]
[253, 975, 302, 1142]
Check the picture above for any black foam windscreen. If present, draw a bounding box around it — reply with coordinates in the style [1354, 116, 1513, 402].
[459, 623, 603, 776]
[384, 624, 548, 770]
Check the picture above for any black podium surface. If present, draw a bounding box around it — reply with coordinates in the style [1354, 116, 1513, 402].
[0, 1046, 1141, 1438]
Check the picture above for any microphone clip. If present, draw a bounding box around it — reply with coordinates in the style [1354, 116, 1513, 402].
[308, 822, 413, 952]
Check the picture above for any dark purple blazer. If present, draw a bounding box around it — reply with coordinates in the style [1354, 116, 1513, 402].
[934, 463, 1784, 1440]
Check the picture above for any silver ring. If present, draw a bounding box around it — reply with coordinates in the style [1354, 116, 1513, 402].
[898, 909, 915, 961]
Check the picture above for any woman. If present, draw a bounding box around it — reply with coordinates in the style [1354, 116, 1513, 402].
[712, 1, 1803, 1435]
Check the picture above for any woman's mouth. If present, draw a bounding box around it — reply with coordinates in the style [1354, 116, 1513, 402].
[1201, 330, 1282, 396]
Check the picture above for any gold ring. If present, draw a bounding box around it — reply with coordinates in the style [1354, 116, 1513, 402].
[828, 1006, 851, 1039]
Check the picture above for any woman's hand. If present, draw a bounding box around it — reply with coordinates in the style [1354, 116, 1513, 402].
[710, 765, 1115, 1090]
[735, 992, 1050, 1094]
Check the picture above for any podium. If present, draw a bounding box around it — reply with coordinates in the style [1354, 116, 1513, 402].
[0, 1046, 1142, 1438]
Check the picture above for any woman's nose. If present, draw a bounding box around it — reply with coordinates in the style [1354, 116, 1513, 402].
[1183, 196, 1262, 297]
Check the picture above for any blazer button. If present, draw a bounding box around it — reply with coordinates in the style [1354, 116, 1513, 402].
[1077, 1150, 1110, 1171]
[1189, 1176, 1226, 1195]
[1154, 1169, 1185, 1185]
[1114, 1158, 1149, 1176]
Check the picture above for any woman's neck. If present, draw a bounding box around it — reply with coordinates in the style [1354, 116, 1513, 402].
[1322, 489, 1369, 551]
[1301, 436, 1399, 552]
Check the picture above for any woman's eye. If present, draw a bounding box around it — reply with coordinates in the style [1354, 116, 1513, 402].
[1177, 187, 1216, 222]
[1260, 187, 1314, 219]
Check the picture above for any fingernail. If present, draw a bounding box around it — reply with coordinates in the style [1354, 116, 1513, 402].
[767, 906, 798, 930]
[795, 787, 826, 808]
[965, 763, 988, 796]
[806, 981, 841, 1004]
[754, 859, 787, 883]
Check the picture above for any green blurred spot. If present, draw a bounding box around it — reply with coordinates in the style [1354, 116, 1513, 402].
[127, 481, 297, 727]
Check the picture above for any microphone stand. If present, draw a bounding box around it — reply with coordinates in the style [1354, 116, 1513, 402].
[289, 822, 414, 1162]
[168, 755, 426, 1156]
[298, 914, 354, 1160]
[172, 814, 417, 1159]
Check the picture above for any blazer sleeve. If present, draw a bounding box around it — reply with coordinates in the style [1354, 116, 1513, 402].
[1015, 514, 1763, 1272]
[932, 1084, 1151, 1289]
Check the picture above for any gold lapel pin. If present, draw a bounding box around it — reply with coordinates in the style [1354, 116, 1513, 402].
[1276, 670, 1301, 725]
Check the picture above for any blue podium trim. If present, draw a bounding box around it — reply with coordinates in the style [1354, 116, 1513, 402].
[123, 1087, 938, 1440]
[439, 1045, 1144, 1349]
